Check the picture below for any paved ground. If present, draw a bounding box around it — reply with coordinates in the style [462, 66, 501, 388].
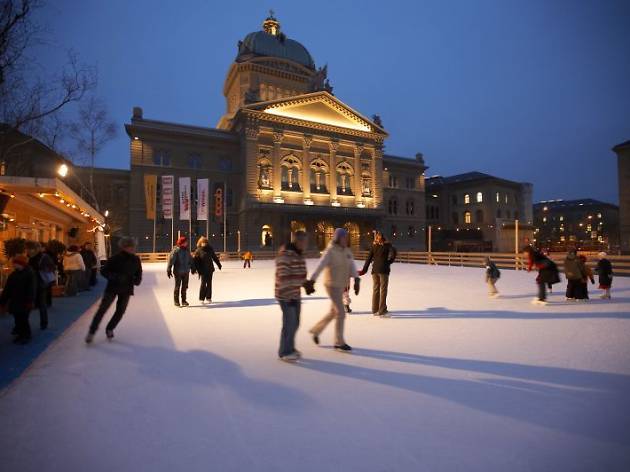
[1, 260, 629, 472]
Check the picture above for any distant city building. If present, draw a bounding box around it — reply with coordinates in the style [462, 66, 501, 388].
[613, 139, 630, 253]
[533, 199, 619, 252]
[425, 172, 533, 252]
[125, 14, 427, 252]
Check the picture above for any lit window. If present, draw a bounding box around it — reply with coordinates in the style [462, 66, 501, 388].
[496, 192, 500, 202]
[476, 192, 483, 203]
[543, 206, 548, 211]
[542, 217, 547, 223]
[559, 216, 564, 221]
[597, 213, 602, 218]
[464, 211, 471, 224]
[464, 194, 470, 204]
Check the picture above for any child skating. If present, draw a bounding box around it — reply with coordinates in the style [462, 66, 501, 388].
[484, 256, 500, 298]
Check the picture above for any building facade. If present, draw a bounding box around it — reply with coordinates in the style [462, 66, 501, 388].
[613, 139, 630, 253]
[126, 14, 426, 252]
[533, 199, 620, 252]
[424, 172, 533, 252]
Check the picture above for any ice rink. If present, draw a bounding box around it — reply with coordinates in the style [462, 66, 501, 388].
[1, 260, 629, 472]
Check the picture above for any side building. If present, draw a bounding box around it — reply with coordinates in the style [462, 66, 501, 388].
[425, 172, 533, 252]
[533, 199, 620, 252]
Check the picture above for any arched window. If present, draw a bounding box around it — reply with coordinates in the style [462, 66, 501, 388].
[464, 194, 470, 204]
[475, 209, 484, 223]
[406, 199, 415, 216]
[476, 192, 483, 203]
[310, 160, 328, 193]
[336, 162, 354, 195]
[388, 197, 398, 215]
[281, 155, 301, 191]
[464, 211, 472, 224]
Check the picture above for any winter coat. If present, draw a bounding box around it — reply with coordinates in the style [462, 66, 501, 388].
[63, 252, 86, 271]
[485, 261, 500, 281]
[29, 252, 56, 286]
[596, 258, 613, 287]
[193, 244, 222, 276]
[311, 242, 358, 288]
[527, 250, 560, 284]
[564, 253, 587, 281]
[275, 243, 307, 301]
[0, 266, 36, 313]
[242, 251, 254, 261]
[101, 250, 143, 296]
[80, 248, 98, 269]
[362, 242, 397, 275]
[167, 246, 193, 275]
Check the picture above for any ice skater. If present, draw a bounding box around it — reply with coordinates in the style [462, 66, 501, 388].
[358, 230, 396, 316]
[85, 237, 142, 343]
[485, 256, 500, 297]
[306, 228, 360, 352]
[524, 245, 560, 305]
[167, 236, 195, 307]
[275, 230, 312, 362]
[564, 250, 588, 300]
[0, 255, 36, 344]
[242, 250, 253, 268]
[595, 252, 613, 299]
[193, 236, 222, 304]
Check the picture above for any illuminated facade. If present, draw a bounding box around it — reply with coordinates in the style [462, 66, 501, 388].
[126, 14, 426, 251]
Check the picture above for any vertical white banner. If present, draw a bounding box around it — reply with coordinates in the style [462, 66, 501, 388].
[162, 175, 174, 219]
[197, 178, 209, 221]
[179, 176, 191, 221]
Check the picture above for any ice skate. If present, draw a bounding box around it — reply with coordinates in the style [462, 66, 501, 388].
[181, 301, 190, 307]
[334, 343, 352, 352]
[344, 304, 352, 313]
[280, 352, 299, 362]
[312, 334, 320, 345]
[106, 329, 114, 340]
[85, 332, 94, 344]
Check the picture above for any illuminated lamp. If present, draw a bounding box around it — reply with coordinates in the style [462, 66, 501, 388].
[304, 199, 314, 206]
[331, 201, 341, 207]
[273, 197, 284, 203]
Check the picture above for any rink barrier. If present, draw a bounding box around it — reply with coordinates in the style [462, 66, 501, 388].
[136, 251, 630, 276]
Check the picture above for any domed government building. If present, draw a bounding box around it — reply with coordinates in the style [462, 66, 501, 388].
[125, 13, 427, 252]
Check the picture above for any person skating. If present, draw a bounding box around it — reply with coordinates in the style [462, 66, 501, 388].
[595, 252, 613, 299]
[242, 250, 254, 268]
[85, 237, 142, 343]
[0, 255, 36, 344]
[26, 241, 56, 330]
[306, 228, 360, 352]
[193, 237, 222, 304]
[167, 236, 195, 307]
[63, 245, 85, 296]
[358, 230, 397, 316]
[524, 245, 560, 305]
[564, 250, 588, 301]
[275, 230, 312, 362]
[485, 256, 501, 298]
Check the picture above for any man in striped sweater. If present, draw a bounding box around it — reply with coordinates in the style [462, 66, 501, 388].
[275, 230, 312, 362]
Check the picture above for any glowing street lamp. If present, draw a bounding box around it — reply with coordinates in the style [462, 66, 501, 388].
[57, 163, 69, 178]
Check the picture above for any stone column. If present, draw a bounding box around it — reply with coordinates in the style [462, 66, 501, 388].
[354, 143, 364, 205]
[329, 139, 339, 203]
[302, 135, 312, 202]
[244, 125, 259, 198]
[372, 142, 384, 208]
[272, 130, 284, 201]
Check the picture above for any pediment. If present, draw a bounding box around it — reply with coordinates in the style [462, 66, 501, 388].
[244, 92, 385, 134]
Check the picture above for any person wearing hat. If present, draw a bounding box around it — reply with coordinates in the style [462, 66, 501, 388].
[0, 255, 36, 344]
[358, 230, 397, 316]
[167, 236, 195, 307]
[595, 252, 613, 299]
[306, 227, 360, 352]
[85, 237, 142, 343]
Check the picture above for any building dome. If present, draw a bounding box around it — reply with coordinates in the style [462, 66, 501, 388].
[236, 14, 315, 70]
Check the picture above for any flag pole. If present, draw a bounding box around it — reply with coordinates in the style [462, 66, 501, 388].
[223, 181, 227, 253]
[189, 180, 192, 241]
[206, 182, 210, 238]
[152, 181, 157, 253]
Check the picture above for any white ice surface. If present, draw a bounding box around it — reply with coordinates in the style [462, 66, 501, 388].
[1, 260, 629, 472]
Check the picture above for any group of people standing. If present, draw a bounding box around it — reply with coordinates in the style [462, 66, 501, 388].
[523, 246, 613, 304]
[275, 228, 396, 362]
[62, 243, 98, 296]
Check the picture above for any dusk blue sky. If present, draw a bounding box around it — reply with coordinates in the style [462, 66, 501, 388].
[34, 0, 630, 204]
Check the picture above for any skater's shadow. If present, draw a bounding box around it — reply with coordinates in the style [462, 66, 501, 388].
[298, 354, 630, 445]
[102, 343, 312, 410]
[212, 297, 326, 309]
[384, 306, 630, 320]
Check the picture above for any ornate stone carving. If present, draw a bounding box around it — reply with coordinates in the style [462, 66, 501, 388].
[329, 139, 339, 152]
[272, 131, 284, 145]
[245, 126, 259, 140]
[303, 134, 313, 150]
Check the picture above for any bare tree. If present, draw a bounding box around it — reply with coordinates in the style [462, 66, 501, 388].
[69, 95, 116, 206]
[0, 0, 95, 160]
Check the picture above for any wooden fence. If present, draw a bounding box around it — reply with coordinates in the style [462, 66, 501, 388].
[137, 251, 630, 276]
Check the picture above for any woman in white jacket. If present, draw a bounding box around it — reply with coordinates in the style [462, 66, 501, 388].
[63, 245, 86, 296]
[307, 228, 360, 351]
